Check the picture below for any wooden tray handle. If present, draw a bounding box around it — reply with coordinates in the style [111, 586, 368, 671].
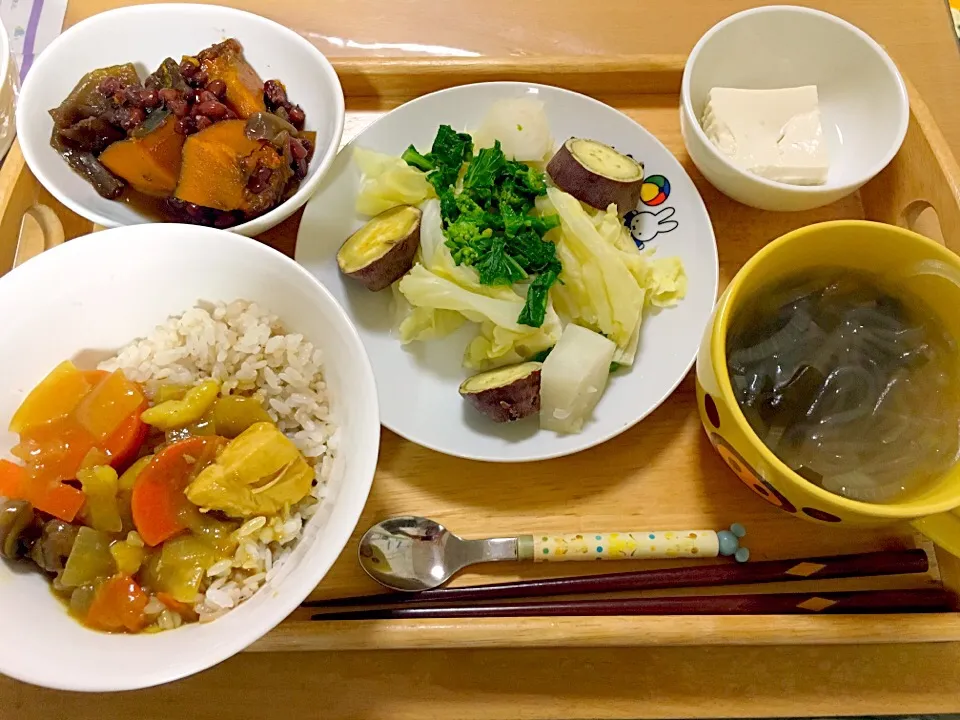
[12, 203, 64, 268]
[860, 79, 960, 251]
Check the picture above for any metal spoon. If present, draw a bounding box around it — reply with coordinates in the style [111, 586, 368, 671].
[358, 516, 748, 592]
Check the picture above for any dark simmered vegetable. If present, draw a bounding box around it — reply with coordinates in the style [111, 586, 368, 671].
[30, 519, 80, 573]
[49, 63, 141, 131]
[0, 500, 36, 560]
[245, 111, 298, 145]
[337, 205, 422, 291]
[459, 361, 542, 422]
[546, 138, 644, 214]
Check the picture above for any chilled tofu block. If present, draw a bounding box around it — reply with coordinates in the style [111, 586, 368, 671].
[540, 324, 616, 434]
[701, 86, 830, 186]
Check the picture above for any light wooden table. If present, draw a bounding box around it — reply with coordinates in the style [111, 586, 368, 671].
[4, 0, 960, 717]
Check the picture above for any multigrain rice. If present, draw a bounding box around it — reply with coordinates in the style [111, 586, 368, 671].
[100, 300, 338, 624]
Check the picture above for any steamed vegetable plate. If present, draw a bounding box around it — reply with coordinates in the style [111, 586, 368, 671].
[0, 346, 319, 633]
[338, 98, 688, 434]
[49, 39, 314, 228]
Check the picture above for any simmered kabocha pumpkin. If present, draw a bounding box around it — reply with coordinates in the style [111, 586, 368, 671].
[194, 39, 266, 119]
[48, 39, 311, 226]
[99, 113, 185, 195]
[174, 120, 292, 215]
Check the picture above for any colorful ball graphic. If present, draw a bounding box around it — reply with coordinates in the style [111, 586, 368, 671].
[640, 174, 670, 206]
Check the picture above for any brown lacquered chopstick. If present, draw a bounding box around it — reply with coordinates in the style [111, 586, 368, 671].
[304, 549, 929, 609]
[311, 589, 952, 620]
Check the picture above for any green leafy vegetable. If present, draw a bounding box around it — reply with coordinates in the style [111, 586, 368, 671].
[475, 238, 528, 286]
[403, 126, 563, 328]
[528, 347, 554, 363]
[401, 145, 434, 172]
[518, 269, 559, 328]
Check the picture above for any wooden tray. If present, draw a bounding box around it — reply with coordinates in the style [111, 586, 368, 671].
[3, 55, 960, 650]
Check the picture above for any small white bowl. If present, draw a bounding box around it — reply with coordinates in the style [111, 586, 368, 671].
[680, 5, 909, 212]
[0, 224, 379, 691]
[16, 4, 345, 236]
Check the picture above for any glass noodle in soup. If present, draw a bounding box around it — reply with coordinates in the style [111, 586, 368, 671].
[726, 268, 960, 503]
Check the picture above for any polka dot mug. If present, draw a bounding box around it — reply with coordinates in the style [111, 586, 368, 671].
[696, 220, 960, 558]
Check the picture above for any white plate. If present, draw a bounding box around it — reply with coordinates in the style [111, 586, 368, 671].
[296, 82, 718, 462]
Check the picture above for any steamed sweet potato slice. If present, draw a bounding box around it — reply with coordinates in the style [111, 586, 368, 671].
[195, 40, 266, 119]
[174, 119, 288, 214]
[99, 113, 184, 195]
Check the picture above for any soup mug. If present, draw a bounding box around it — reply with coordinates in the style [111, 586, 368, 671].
[696, 220, 960, 557]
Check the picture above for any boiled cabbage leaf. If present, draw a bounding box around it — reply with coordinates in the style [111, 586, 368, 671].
[398, 306, 467, 343]
[354, 146, 435, 216]
[545, 188, 644, 349]
[397, 262, 560, 369]
[541, 191, 688, 366]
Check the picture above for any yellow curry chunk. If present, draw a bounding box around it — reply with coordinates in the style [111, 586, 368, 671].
[184, 422, 312, 518]
[141, 380, 219, 431]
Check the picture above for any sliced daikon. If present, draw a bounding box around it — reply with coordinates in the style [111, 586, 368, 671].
[473, 98, 553, 162]
[540, 324, 616, 434]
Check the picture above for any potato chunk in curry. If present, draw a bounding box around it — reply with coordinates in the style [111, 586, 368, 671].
[185, 422, 313, 518]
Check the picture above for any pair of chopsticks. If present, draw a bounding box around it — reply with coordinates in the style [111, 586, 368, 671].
[308, 549, 953, 619]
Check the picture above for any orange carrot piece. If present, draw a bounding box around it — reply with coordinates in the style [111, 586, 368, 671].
[0, 458, 86, 522]
[102, 401, 149, 470]
[86, 574, 149, 633]
[131, 436, 225, 547]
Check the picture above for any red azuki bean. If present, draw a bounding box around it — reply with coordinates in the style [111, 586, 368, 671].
[195, 101, 229, 119]
[194, 115, 213, 132]
[287, 105, 305, 129]
[97, 77, 124, 96]
[263, 79, 287, 108]
[206, 79, 227, 100]
[117, 106, 146, 130]
[289, 139, 307, 160]
[140, 89, 160, 109]
[158, 88, 180, 103]
[295, 158, 308, 178]
[213, 211, 236, 228]
[168, 99, 190, 117]
[197, 90, 218, 105]
[174, 116, 196, 135]
[122, 87, 146, 107]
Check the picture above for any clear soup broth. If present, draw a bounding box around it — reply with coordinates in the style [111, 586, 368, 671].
[726, 268, 960, 503]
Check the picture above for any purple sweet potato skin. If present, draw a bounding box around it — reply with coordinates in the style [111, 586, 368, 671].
[546, 140, 643, 215]
[460, 368, 542, 423]
[337, 206, 422, 292]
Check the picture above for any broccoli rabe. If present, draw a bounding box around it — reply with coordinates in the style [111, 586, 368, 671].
[401, 145, 434, 173]
[403, 125, 564, 327]
[475, 238, 528, 286]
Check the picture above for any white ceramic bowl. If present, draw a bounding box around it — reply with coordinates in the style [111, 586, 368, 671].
[16, 4, 345, 236]
[680, 5, 909, 212]
[0, 225, 379, 691]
